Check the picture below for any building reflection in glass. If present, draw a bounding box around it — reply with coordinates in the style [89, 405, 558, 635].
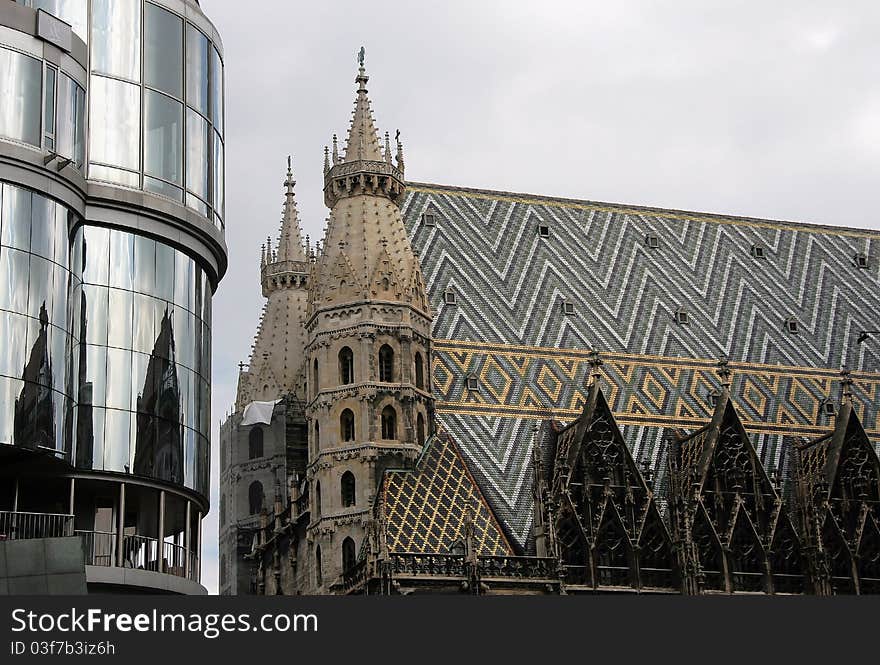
[133, 306, 183, 484]
[13, 303, 54, 450]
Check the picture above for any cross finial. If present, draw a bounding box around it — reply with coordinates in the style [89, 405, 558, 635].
[840, 368, 854, 403]
[588, 348, 603, 381]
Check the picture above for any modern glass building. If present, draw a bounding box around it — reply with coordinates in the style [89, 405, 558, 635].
[0, 0, 226, 593]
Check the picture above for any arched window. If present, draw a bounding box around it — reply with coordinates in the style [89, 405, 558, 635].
[340, 409, 355, 442]
[314, 480, 321, 518]
[248, 481, 264, 515]
[248, 426, 264, 459]
[314, 421, 320, 450]
[338, 346, 354, 384]
[379, 344, 394, 382]
[381, 405, 397, 440]
[417, 412, 426, 445]
[342, 537, 357, 573]
[341, 471, 356, 507]
[313, 358, 319, 393]
[315, 545, 323, 587]
[414, 352, 424, 389]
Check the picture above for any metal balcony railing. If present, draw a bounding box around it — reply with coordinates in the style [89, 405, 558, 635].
[76, 530, 199, 581]
[0, 511, 74, 541]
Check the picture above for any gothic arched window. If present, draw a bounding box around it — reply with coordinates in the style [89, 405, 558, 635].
[340, 409, 355, 442]
[342, 537, 357, 573]
[414, 352, 424, 389]
[338, 346, 354, 384]
[379, 344, 394, 382]
[417, 412, 426, 445]
[314, 421, 320, 450]
[248, 426, 264, 459]
[341, 471, 356, 507]
[248, 481, 264, 515]
[315, 545, 323, 587]
[381, 405, 397, 440]
[313, 358, 319, 393]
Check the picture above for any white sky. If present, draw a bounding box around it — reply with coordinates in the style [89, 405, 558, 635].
[197, 0, 880, 594]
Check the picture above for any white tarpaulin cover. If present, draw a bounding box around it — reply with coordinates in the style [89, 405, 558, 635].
[240, 399, 282, 426]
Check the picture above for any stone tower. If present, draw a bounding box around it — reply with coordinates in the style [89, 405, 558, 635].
[305, 55, 434, 591]
[218, 160, 310, 595]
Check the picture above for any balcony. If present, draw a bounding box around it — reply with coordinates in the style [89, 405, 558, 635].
[0, 510, 74, 541]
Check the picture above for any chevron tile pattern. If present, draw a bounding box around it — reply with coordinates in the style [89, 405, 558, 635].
[401, 183, 880, 550]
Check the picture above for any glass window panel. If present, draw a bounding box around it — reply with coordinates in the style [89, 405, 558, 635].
[130, 350, 148, 414]
[132, 292, 158, 354]
[108, 230, 134, 290]
[52, 203, 70, 268]
[0, 248, 30, 314]
[83, 344, 107, 409]
[0, 311, 28, 377]
[44, 66, 56, 140]
[186, 108, 209, 201]
[102, 408, 131, 472]
[155, 242, 175, 302]
[81, 226, 110, 286]
[50, 323, 66, 396]
[107, 288, 132, 350]
[132, 234, 155, 294]
[185, 193, 209, 218]
[177, 365, 194, 431]
[105, 347, 131, 410]
[184, 426, 197, 491]
[82, 284, 108, 347]
[0, 47, 42, 146]
[198, 377, 210, 438]
[30, 193, 54, 260]
[212, 130, 224, 220]
[25, 259, 54, 351]
[89, 75, 140, 171]
[74, 84, 85, 169]
[88, 164, 140, 188]
[0, 377, 24, 444]
[50, 264, 68, 331]
[210, 45, 223, 135]
[186, 24, 209, 116]
[145, 90, 183, 185]
[56, 74, 81, 162]
[86, 406, 106, 471]
[91, 0, 140, 81]
[1, 184, 32, 251]
[173, 251, 193, 311]
[175, 307, 194, 371]
[144, 176, 183, 203]
[144, 2, 183, 98]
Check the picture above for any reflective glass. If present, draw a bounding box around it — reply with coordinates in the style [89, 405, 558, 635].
[130, 351, 148, 413]
[155, 242, 175, 302]
[210, 45, 223, 135]
[52, 203, 69, 268]
[186, 24, 209, 116]
[132, 234, 155, 293]
[83, 344, 107, 408]
[175, 307, 194, 371]
[103, 408, 130, 472]
[88, 164, 139, 188]
[29, 194, 54, 260]
[1, 183, 32, 250]
[183, 426, 197, 491]
[89, 75, 140, 171]
[213, 131, 224, 222]
[132, 292, 158, 354]
[91, 0, 141, 81]
[144, 90, 183, 186]
[0, 248, 30, 314]
[51, 264, 68, 330]
[44, 66, 56, 141]
[144, 176, 183, 202]
[108, 230, 134, 290]
[0, 47, 42, 146]
[82, 284, 108, 346]
[174, 252, 193, 313]
[105, 347, 131, 410]
[107, 288, 132, 350]
[27, 255, 54, 319]
[186, 109, 209, 202]
[0, 377, 24, 444]
[145, 2, 183, 98]
[0, 310, 28, 377]
[57, 74, 85, 164]
[81, 226, 110, 286]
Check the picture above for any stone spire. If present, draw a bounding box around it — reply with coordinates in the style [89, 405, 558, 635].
[342, 52, 385, 163]
[235, 158, 310, 411]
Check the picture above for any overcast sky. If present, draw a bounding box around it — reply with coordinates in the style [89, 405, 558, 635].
[196, 0, 880, 593]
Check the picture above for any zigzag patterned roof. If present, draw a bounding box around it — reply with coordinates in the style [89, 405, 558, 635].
[401, 182, 880, 551]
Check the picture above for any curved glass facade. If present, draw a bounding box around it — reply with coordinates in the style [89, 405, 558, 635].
[69, 225, 212, 496]
[0, 182, 74, 456]
[85, 0, 225, 229]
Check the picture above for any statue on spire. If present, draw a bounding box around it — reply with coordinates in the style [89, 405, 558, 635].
[358, 46, 365, 68]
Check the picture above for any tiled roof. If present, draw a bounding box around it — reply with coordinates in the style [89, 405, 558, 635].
[402, 182, 880, 550]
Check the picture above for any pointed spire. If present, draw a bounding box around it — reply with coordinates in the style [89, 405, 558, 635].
[395, 129, 405, 174]
[332, 134, 339, 165]
[324, 146, 330, 174]
[342, 49, 384, 162]
[277, 157, 307, 262]
[384, 131, 392, 164]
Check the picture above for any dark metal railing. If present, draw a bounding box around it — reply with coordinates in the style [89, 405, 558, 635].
[76, 531, 199, 581]
[0, 511, 74, 541]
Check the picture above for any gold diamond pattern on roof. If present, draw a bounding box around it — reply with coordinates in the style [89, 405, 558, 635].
[382, 432, 512, 555]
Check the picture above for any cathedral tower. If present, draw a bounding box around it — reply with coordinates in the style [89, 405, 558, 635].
[305, 53, 434, 591]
